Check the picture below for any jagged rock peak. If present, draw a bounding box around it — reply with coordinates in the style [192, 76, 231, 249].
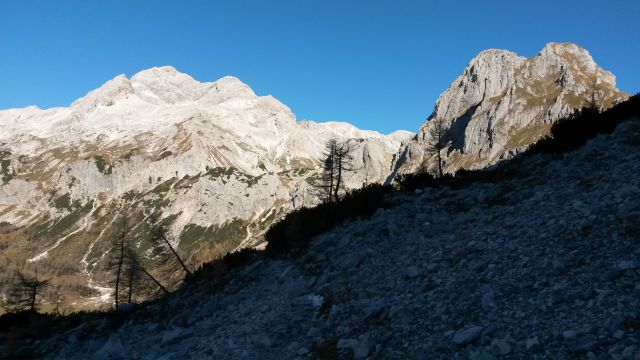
[131, 67, 256, 105]
[130, 66, 210, 104]
[538, 42, 596, 65]
[68, 67, 259, 108]
[396, 42, 628, 175]
[205, 75, 257, 101]
[71, 74, 134, 109]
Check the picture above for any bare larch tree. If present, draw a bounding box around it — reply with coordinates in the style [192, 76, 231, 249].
[425, 117, 448, 178]
[111, 215, 169, 309]
[148, 214, 192, 277]
[110, 216, 129, 310]
[48, 284, 65, 315]
[5, 269, 48, 312]
[318, 138, 355, 202]
[319, 138, 338, 203]
[126, 247, 169, 296]
[332, 140, 355, 200]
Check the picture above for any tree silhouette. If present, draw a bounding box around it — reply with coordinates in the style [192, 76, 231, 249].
[148, 214, 192, 277]
[318, 138, 355, 202]
[5, 270, 48, 312]
[110, 216, 129, 310]
[110, 215, 169, 309]
[424, 117, 448, 178]
[319, 138, 338, 203]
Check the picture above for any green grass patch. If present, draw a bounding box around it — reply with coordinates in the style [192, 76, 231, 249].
[178, 219, 246, 254]
[122, 190, 142, 201]
[203, 166, 263, 187]
[0, 150, 14, 183]
[157, 150, 173, 161]
[150, 178, 176, 194]
[52, 194, 72, 210]
[47, 200, 94, 236]
[92, 155, 112, 175]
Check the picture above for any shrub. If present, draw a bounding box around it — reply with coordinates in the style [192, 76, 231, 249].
[397, 94, 640, 191]
[265, 184, 391, 257]
[395, 171, 453, 191]
[530, 93, 640, 154]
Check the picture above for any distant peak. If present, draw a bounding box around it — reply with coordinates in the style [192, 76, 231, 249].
[215, 75, 244, 85]
[467, 48, 522, 67]
[129, 66, 208, 104]
[541, 42, 585, 52]
[205, 76, 256, 99]
[71, 74, 133, 108]
[131, 66, 195, 84]
[131, 65, 179, 77]
[539, 42, 592, 59]
[474, 48, 519, 59]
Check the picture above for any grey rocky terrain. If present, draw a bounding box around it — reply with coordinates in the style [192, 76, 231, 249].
[396, 42, 628, 175]
[10, 113, 640, 359]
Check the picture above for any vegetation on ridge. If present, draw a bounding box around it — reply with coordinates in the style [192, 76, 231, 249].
[396, 94, 640, 191]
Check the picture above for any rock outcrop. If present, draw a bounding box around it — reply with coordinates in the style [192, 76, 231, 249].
[395, 42, 628, 175]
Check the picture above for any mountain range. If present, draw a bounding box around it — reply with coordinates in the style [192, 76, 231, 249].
[0, 42, 628, 310]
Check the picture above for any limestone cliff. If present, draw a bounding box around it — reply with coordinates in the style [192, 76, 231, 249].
[396, 42, 628, 174]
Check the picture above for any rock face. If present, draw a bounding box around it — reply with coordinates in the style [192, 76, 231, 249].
[395, 42, 628, 174]
[0, 67, 412, 309]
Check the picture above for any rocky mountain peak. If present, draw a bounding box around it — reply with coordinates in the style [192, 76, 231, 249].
[538, 42, 595, 66]
[130, 66, 209, 104]
[71, 74, 134, 109]
[68, 67, 260, 109]
[395, 42, 628, 175]
[201, 75, 258, 104]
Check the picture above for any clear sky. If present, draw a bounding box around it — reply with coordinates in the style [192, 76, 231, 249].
[1, 1, 638, 134]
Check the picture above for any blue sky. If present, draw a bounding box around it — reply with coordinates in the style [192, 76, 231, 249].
[1, 1, 638, 134]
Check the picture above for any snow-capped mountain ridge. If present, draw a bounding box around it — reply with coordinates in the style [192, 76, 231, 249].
[0, 68, 411, 309]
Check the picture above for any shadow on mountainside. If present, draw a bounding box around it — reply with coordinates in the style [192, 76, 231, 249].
[396, 94, 640, 191]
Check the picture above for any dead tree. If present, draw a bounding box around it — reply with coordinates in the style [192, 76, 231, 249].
[333, 140, 355, 200]
[48, 284, 65, 315]
[425, 117, 448, 178]
[319, 138, 338, 203]
[5, 270, 48, 312]
[123, 247, 142, 304]
[318, 138, 355, 202]
[110, 217, 129, 310]
[148, 214, 192, 277]
[111, 216, 170, 308]
[127, 250, 169, 295]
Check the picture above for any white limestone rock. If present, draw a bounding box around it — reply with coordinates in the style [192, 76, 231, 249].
[395, 42, 628, 175]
